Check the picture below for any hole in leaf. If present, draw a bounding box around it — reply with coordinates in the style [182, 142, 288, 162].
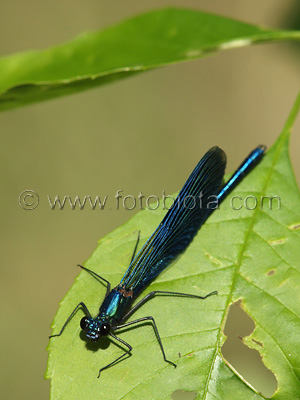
[222, 301, 277, 397]
[172, 390, 197, 400]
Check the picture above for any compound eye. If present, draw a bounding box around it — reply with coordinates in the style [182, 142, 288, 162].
[100, 323, 111, 336]
[80, 316, 88, 330]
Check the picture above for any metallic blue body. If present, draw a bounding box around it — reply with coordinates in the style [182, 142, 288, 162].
[51, 145, 266, 375]
[217, 145, 265, 202]
[98, 145, 266, 322]
[99, 288, 133, 323]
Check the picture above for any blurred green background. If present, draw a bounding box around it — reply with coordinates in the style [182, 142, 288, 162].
[0, 1, 299, 399]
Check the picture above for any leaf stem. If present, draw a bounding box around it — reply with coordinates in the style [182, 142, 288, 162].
[282, 90, 300, 134]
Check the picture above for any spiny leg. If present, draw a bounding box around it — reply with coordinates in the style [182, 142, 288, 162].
[114, 316, 176, 368]
[110, 290, 217, 370]
[98, 333, 132, 378]
[78, 264, 111, 296]
[120, 289, 218, 322]
[49, 302, 91, 338]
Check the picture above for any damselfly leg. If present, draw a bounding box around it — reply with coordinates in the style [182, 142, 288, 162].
[49, 302, 92, 338]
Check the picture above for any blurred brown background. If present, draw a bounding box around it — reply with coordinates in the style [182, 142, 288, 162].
[0, 1, 299, 399]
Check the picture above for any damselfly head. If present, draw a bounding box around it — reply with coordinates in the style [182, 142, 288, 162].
[80, 316, 111, 341]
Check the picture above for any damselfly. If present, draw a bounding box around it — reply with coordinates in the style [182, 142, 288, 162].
[50, 145, 266, 377]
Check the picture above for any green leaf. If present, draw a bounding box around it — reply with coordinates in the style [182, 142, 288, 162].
[1, 8, 300, 111]
[46, 94, 300, 399]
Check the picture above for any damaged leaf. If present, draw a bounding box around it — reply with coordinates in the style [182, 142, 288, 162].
[46, 94, 300, 399]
